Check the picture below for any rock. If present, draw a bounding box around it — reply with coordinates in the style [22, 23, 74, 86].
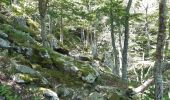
[48, 34, 58, 49]
[0, 38, 10, 48]
[87, 92, 104, 100]
[12, 16, 27, 28]
[57, 86, 74, 98]
[0, 30, 8, 39]
[12, 73, 26, 84]
[39, 50, 50, 59]
[42, 88, 59, 100]
[15, 64, 49, 85]
[64, 62, 79, 73]
[0, 96, 5, 100]
[15, 64, 36, 75]
[71, 88, 89, 100]
[82, 73, 97, 83]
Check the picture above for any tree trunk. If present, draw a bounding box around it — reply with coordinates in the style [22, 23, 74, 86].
[109, 2, 119, 76]
[38, 0, 49, 47]
[81, 28, 85, 48]
[122, 0, 132, 83]
[85, 30, 89, 49]
[92, 30, 98, 59]
[40, 17, 48, 47]
[48, 15, 52, 34]
[60, 8, 63, 45]
[145, 4, 150, 59]
[118, 27, 123, 76]
[154, 0, 167, 100]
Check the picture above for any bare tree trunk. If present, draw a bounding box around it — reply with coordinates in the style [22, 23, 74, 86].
[85, 30, 89, 49]
[122, 0, 132, 83]
[109, 2, 119, 75]
[81, 28, 85, 48]
[60, 8, 63, 45]
[48, 15, 52, 34]
[154, 0, 167, 100]
[118, 27, 123, 76]
[92, 30, 98, 59]
[144, 4, 150, 59]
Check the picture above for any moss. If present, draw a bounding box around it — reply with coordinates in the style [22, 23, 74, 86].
[0, 13, 11, 24]
[26, 18, 39, 31]
[96, 73, 126, 89]
[16, 73, 39, 83]
[74, 61, 95, 75]
[12, 23, 39, 40]
[0, 14, 39, 41]
[0, 24, 33, 47]
[109, 93, 129, 100]
[38, 68, 84, 87]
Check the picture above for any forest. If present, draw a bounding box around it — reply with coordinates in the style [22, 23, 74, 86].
[0, 0, 169, 100]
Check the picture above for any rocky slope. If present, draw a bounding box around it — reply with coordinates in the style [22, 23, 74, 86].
[0, 6, 132, 100]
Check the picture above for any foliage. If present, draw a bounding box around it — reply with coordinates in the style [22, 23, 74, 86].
[0, 84, 20, 100]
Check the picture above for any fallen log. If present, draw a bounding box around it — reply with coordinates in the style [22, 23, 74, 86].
[131, 61, 170, 94]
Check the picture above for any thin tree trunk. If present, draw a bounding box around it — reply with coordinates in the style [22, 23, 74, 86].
[145, 3, 150, 59]
[92, 30, 98, 59]
[118, 27, 123, 76]
[60, 8, 63, 45]
[85, 30, 89, 49]
[48, 15, 52, 34]
[81, 28, 85, 48]
[109, 2, 119, 75]
[154, 0, 167, 100]
[122, 0, 132, 83]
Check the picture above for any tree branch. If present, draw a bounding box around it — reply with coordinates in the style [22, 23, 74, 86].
[132, 61, 170, 94]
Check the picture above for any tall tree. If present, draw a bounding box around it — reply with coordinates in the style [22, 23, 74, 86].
[122, 0, 132, 83]
[109, 0, 119, 75]
[38, 0, 49, 47]
[154, 0, 167, 99]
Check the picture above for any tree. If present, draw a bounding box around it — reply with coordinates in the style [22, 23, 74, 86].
[109, 0, 119, 76]
[122, 0, 132, 83]
[154, 0, 167, 99]
[38, 0, 49, 47]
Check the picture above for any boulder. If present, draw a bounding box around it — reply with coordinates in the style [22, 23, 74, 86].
[87, 92, 104, 100]
[82, 73, 97, 83]
[0, 38, 10, 48]
[41, 88, 59, 100]
[15, 64, 36, 75]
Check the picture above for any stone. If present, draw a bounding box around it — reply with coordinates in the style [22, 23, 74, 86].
[43, 89, 59, 100]
[12, 73, 26, 84]
[0, 30, 8, 39]
[48, 34, 58, 49]
[87, 92, 104, 100]
[0, 96, 5, 100]
[39, 50, 50, 59]
[12, 16, 27, 28]
[0, 38, 10, 48]
[82, 73, 96, 83]
[15, 65, 36, 75]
